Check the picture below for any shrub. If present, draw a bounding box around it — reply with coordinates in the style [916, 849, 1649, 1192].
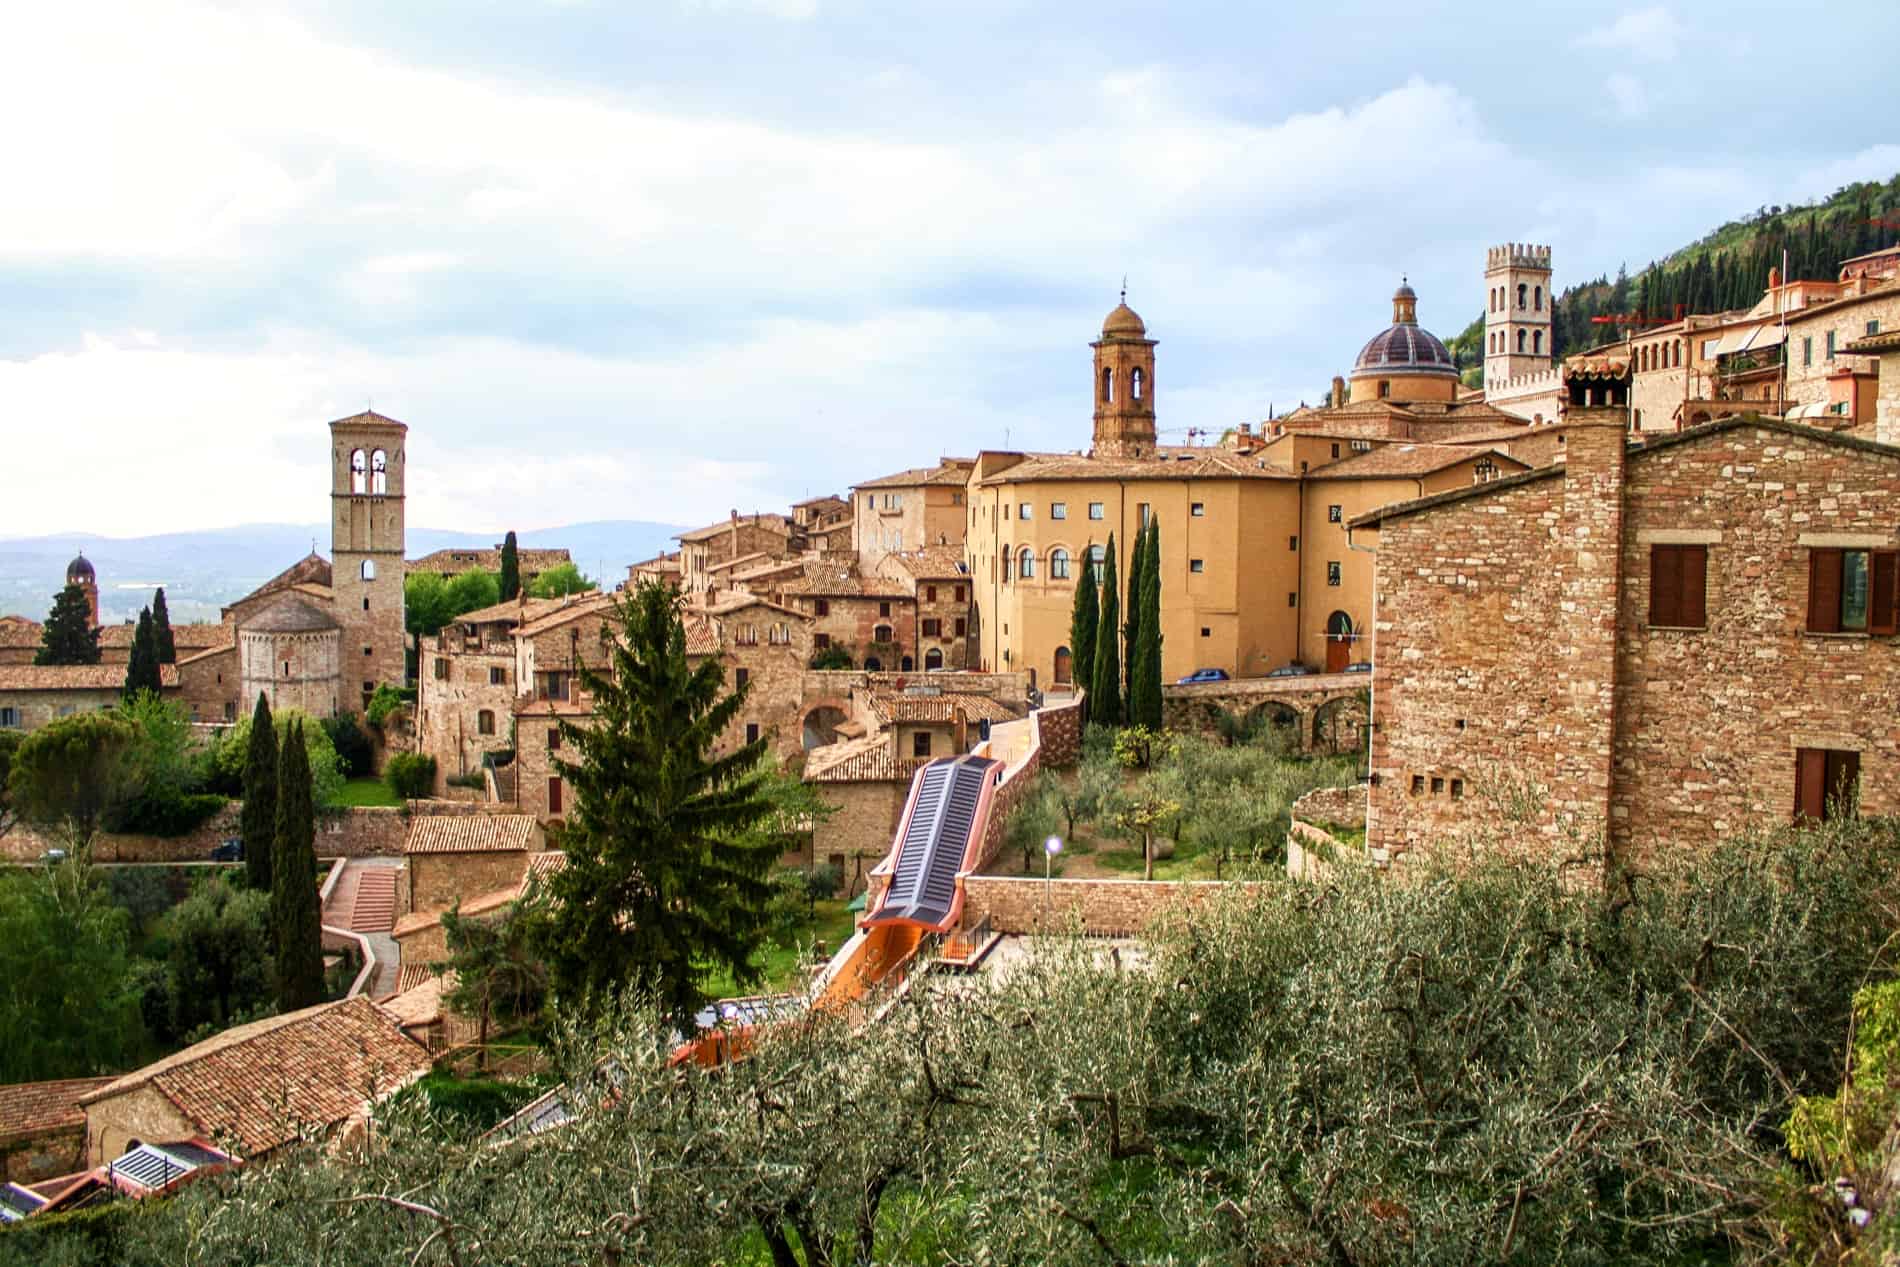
[106, 790, 227, 837]
[365, 684, 411, 731]
[208, 710, 343, 808]
[808, 644, 853, 671]
[322, 713, 374, 779]
[384, 752, 437, 799]
[447, 770, 487, 791]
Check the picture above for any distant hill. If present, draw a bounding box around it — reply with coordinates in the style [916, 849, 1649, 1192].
[1452, 173, 1900, 386]
[0, 520, 685, 625]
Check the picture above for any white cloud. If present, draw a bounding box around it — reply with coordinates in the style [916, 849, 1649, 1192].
[1576, 8, 1685, 62]
[1606, 72, 1648, 119]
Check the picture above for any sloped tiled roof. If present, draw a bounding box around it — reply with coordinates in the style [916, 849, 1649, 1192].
[779, 561, 912, 598]
[676, 514, 791, 544]
[978, 450, 1299, 484]
[0, 664, 178, 691]
[853, 461, 974, 490]
[0, 619, 42, 649]
[527, 851, 568, 881]
[392, 884, 522, 939]
[451, 596, 564, 627]
[1308, 444, 1530, 481]
[238, 553, 333, 606]
[868, 692, 1021, 725]
[803, 734, 928, 784]
[404, 814, 538, 855]
[0, 1077, 113, 1147]
[881, 546, 971, 580]
[242, 595, 339, 634]
[79, 998, 430, 1158]
[683, 616, 720, 655]
[514, 593, 616, 639]
[407, 547, 570, 575]
[97, 622, 229, 651]
[379, 971, 456, 1029]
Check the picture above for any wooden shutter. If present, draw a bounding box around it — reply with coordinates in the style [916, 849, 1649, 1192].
[1808, 548, 1844, 633]
[1648, 545, 1680, 627]
[1680, 545, 1707, 628]
[547, 776, 563, 816]
[1795, 748, 1827, 820]
[1872, 550, 1898, 635]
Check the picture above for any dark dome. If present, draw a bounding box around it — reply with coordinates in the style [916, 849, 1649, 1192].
[1351, 324, 1458, 378]
[66, 554, 95, 582]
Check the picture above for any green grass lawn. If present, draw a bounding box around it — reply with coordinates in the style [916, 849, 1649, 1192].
[701, 896, 857, 1000]
[333, 777, 403, 807]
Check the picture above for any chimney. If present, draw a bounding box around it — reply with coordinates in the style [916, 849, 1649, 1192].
[1331, 375, 1346, 406]
[1768, 266, 1781, 290]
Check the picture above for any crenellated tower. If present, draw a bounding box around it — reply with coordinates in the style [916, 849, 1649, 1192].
[1484, 243, 1554, 387]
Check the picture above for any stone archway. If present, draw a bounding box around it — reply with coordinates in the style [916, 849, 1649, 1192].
[802, 703, 849, 750]
[1311, 693, 1368, 756]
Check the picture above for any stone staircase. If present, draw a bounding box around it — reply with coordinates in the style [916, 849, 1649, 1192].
[350, 869, 398, 933]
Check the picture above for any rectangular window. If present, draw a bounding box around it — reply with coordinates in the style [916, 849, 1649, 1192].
[1795, 747, 1860, 821]
[1450, 779, 1464, 800]
[954, 617, 967, 636]
[1189, 559, 1205, 573]
[1410, 775, 1425, 796]
[434, 658, 448, 680]
[1331, 443, 1341, 459]
[1288, 592, 1297, 608]
[954, 585, 965, 601]
[1327, 561, 1342, 586]
[1190, 502, 1205, 517]
[912, 731, 932, 757]
[1647, 544, 1708, 628]
[746, 723, 760, 744]
[1870, 320, 1882, 336]
[1430, 776, 1445, 796]
[545, 672, 571, 701]
[1137, 503, 1151, 526]
[1200, 627, 1210, 637]
[878, 601, 891, 618]
[547, 777, 563, 815]
[489, 666, 506, 686]
[1826, 330, 1837, 360]
[1809, 547, 1897, 634]
[1088, 503, 1105, 520]
[1803, 336, 1812, 367]
[1327, 505, 1342, 523]
[814, 598, 830, 617]
[1289, 535, 1298, 551]
[926, 585, 937, 602]
[1051, 502, 1067, 520]
[922, 618, 941, 636]
[0, 708, 17, 728]
[1351, 439, 1373, 453]
[549, 727, 561, 750]
[814, 633, 831, 650]
[735, 667, 749, 690]
[363, 645, 373, 657]
[1019, 503, 1032, 520]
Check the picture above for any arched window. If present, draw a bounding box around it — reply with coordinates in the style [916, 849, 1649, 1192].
[863, 657, 882, 671]
[873, 624, 893, 643]
[1131, 367, 1144, 400]
[1516, 283, 1527, 309]
[1516, 329, 1527, 353]
[900, 655, 913, 672]
[350, 449, 367, 494]
[371, 449, 388, 494]
[361, 559, 376, 580]
[1101, 367, 1114, 403]
[1050, 548, 1071, 580]
[478, 709, 496, 735]
[925, 647, 943, 670]
[1377, 380, 1390, 398]
[1002, 550, 1011, 583]
[1088, 544, 1105, 582]
[1533, 330, 1543, 354]
[1533, 284, 1542, 310]
[1674, 339, 1682, 366]
[1018, 547, 1035, 579]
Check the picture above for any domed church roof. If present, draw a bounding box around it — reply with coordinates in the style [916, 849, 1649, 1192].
[1101, 301, 1147, 339]
[65, 553, 95, 582]
[1350, 279, 1458, 381]
[244, 595, 340, 634]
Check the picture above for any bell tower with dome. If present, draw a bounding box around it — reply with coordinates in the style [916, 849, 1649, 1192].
[1347, 280, 1461, 405]
[66, 554, 99, 628]
[1092, 294, 1157, 458]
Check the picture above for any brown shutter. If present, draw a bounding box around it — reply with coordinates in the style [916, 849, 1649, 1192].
[1808, 548, 1844, 633]
[1872, 551, 1898, 635]
[1681, 545, 1708, 628]
[1795, 747, 1827, 820]
[1648, 545, 1677, 627]
[548, 776, 563, 816]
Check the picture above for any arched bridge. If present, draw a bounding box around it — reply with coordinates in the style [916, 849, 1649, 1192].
[1162, 673, 1370, 755]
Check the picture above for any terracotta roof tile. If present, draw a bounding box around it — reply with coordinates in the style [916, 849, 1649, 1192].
[779, 561, 912, 597]
[1308, 444, 1530, 480]
[80, 998, 430, 1158]
[233, 553, 333, 608]
[868, 692, 1021, 725]
[979, 451, 1298, 484]
[852, 461, 974, 490]
[804, 735, 929, 784]
[404, 815, 538, 854]
[97, 622, 229, 651]
[392, 884, 522, 939]
[407, 547, 570, 575]
[0, 664, 178, 691]
[676, 514, 791, 544]
[450, 596, 565, 627]
[881, 546, 971, 580]
[0, 1077, 114, 1147]
[514, 593, 616, 638]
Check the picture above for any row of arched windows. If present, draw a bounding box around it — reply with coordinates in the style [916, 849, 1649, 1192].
[1489, 283, 1543, 313]
[1099, 366, 1147, 404]
[1001, 544, 1104, 584]
[1490, 329, 1545, 355]
[1638, 340, 1683, 372]
[349, 448, 390, 495]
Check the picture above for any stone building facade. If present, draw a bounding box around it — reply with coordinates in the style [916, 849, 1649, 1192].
[237, 596, 342, 718]
[850, 459, 973, 569]
[1356, 384, 1900, 864]
[676, 513, 794, 593]
[877, 546, 976, 670]
[329, 412, 409, 712]
[780, 563, 917, 671]
[0, 665, 178, 731]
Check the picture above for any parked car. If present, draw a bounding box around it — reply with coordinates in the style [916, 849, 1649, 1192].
[1265, 663, 1316, 678]
[1343, 661, 1373, 674]
[1176, 667, 1231, 685]
[38, 848, 68, 865]
[211, 838, 244, 862]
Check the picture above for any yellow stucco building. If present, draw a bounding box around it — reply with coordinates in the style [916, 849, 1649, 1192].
[967, 287, 1542, 688]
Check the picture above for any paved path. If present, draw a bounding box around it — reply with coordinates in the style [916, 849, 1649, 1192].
[322, 857, 405, 998]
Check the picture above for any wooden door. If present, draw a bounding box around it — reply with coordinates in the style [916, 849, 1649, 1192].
[1325, 636, 1350, 674]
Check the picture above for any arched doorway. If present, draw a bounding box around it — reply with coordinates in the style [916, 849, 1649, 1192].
[925, 647, 943, 670]
[1312, 694, 1368, 756]
[1325, 611, 1355, 674]
[803, 705, 847, 751]
[863, 657, 882, 672]
[900, 655, 914, 672]
[1053, 645, 1072, 685]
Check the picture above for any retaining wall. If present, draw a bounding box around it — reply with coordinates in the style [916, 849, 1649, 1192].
[959, 874, 1271, 936]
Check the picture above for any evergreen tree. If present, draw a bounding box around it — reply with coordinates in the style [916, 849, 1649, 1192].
[270, 721, 324, 1011]
[498, 531, 522, 603]
[241, 693, 278, 892]
[538, 581, 781, 1029]
[441, 898, 547, 1070]
[1091, 533, 1123, 727]
[1068, 541, 1098, 704]
[1133, 520, 1164, 729]
[122, 608, 161, 697]
[151, 587, 176, 664]
[1123, 520, 1147, 706]
[34, 583, 100, 666]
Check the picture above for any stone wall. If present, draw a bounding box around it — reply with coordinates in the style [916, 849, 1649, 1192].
[414, 643, 515, 791]
[409, 849, 531, 915]
[809, 780, 910, 893]
[2, 1123, 87, 1184]
[960, 874, 1269, 936]
[3, 798, 501, 863]
[1035, 693, 1083, 768]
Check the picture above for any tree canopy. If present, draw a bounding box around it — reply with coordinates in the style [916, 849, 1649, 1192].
[528, 561, 598, 599]
[0, 861, 145, 1081]
[34, 582, 100, 666]
[1068, 539, 1097, 700]
[498, 531, 522, 602]
[150, 587, 176, 664]
[270, 722, 324, 1012]
[1090, 532, 1122, 726]
[122, 607, 162, 697]
[6, 711, 137, 852]
[241, 693, 278, 891]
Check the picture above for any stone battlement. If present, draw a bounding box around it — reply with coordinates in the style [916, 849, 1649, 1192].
[1487, 243, 1552, 272]
[1485, 365, 1563, 400]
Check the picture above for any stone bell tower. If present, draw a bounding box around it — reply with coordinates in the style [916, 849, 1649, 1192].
[1484, 243, 1554, 387]
[329, 411, 408, 713]
[1092, 292, 1157, 459]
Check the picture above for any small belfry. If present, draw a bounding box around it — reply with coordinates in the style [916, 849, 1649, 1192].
[1091, 288, 1157, 458]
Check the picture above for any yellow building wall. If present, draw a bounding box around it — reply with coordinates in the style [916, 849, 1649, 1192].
[1346, 373, 1458, 405]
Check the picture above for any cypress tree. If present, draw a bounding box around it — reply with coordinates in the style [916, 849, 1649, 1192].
[151, 587, 176, 664]
[538, 581, 782, 1029]
[1134, 520, 1164, 729]
[1069, 541, 1098, 703]
[34, 584, 101, 666]
[1091, 533, 1123, 728]
[242, 693, 278, 892]
[498, 531, 522, 603]
[122, 608, 162, 697]
[1123, 520, 1146, 705]
[271, 721, 324, 1011]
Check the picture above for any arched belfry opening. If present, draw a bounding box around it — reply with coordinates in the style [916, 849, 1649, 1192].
[1091, 289, 1157, 459]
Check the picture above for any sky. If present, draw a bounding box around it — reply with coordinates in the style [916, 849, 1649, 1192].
[4, 0, 1897, 540]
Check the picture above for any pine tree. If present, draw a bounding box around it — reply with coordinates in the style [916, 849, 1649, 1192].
[1133, 520, 1164, 729]
[271, 722, 324, 1011]
[122, 608, 161, 697]
[1123, 520, 1147, 706]
[1091, 533, 1123, 728]
[151, 587, 176, 664]
[242, 693, 278, 892]
[538, 581, 782, 1028]
[1069, 541, 1098, 703]
[498, 531, 521, 603]
[34, 584, 100, 666]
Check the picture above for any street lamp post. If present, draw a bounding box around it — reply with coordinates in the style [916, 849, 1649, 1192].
[1043, 835, 1063, 926]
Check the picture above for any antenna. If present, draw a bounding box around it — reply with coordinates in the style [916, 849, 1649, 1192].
[1120, 275, 1127, 303]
